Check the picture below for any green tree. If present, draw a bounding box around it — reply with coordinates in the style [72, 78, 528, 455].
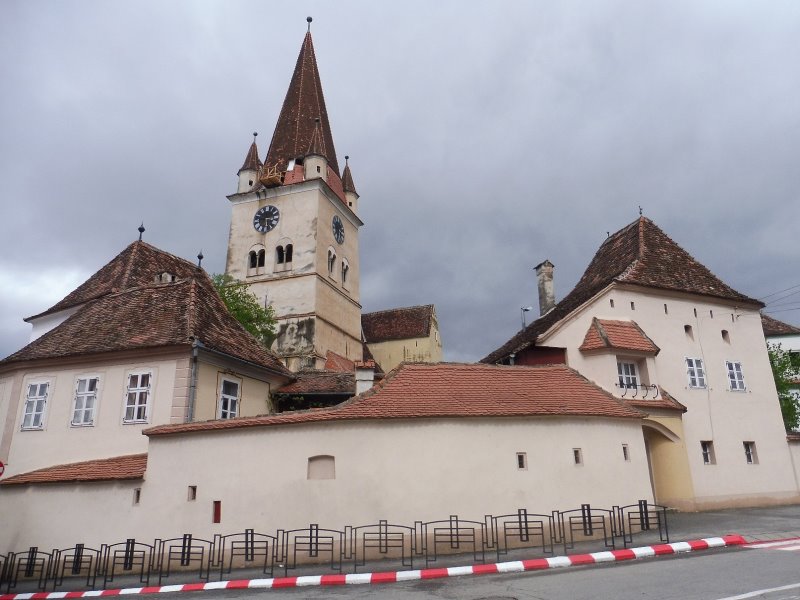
[212, 274, 277, 348]
[768, 342, 800, 432]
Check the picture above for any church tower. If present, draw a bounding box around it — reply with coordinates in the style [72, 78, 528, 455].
[225, 19, 363, 371]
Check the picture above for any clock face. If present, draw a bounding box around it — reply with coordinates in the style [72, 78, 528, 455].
[253, 205, 280, 233]
[332, 215, 345, 244]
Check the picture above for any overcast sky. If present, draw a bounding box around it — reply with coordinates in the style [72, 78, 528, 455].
[2, 0, 799, 363]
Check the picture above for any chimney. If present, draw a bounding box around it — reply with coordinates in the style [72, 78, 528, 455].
[535, 260, 555, 316]
[354, 360, 376, 395]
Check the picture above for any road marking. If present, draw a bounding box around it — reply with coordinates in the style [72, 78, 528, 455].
[744, 537, 800, 551]
[714, 582, 800, 600]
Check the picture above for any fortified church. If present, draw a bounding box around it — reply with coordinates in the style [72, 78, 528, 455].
[0, 22, 799, 555]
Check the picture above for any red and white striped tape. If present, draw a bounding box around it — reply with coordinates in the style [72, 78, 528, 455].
[0, 535, 746, 598]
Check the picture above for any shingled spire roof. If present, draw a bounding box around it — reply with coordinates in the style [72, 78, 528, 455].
[482, 216, 763, 364]
[264, 30, 339, 175]
[238, 134, 262, 174]
[342, 155, 357, 195]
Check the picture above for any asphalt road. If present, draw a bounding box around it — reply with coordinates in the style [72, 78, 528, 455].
[196, 544, 800, 600]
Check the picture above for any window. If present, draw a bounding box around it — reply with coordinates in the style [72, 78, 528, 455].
[573, 448, 583, 465]
[257, 249, 265, 268]
[664, 303, 668, 315]
[630, 301, 635, 310]
[218, 378, 240, 419]
[686, 358, 706, 389]
[709, 309, 714, 318]
[72, 377, 99, 426]
[307, 455, 336, 480]
[721, 329, 730, 343]
[743, 441, 758, 464]
[701, 441, 715, 465]
[248, 251, 258, 269]
[684, 324, 694, 340]
[622, 444, 630, 461]
[124, 372, 151, 423]
[188, 486, 197, 501]
[516, 452, 527, 470]
[133, 488, 141, 505]
[610, 299, 615, 308]
[22, 382, 49, 429]
[276, 245, 285, 264]
[617, 362, 638, 389]
[285, 244, 293, 263]
[213, 500, 222, 523]
[726, 361, 746, 391]
[327, 249, 336, 275]
[341, 260, 349, 285]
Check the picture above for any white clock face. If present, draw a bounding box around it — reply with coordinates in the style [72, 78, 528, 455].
[332, 215, 345, 244]
[253, 205, 280, 233]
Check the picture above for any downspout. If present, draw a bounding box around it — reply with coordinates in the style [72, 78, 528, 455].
[187, 339, 201, 423]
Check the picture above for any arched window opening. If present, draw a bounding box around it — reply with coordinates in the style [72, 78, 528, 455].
[328, 249, 336, 275]
[276, 245, 285, 264]
[257, 249, 265, 268]
[285, 244, 293, 263]
[342, 261, 349, 284]
[248, 251, 258, 269]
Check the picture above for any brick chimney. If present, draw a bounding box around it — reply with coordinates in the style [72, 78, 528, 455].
[535, 260, 555, 316]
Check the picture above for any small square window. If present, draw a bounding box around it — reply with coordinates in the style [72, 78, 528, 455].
[622, 444, 630, 461]
[743, 441, 758, 464]
[701, 441, 715, 465]
[516, 452, 527, 470]
[573, 448, 583, 465]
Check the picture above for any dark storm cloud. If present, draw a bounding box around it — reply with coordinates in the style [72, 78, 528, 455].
[2, 0, 799, 361]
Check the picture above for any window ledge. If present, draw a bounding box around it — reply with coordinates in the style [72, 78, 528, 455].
[70, 423, 95, 428]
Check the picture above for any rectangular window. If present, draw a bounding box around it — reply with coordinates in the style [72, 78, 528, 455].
[573, 448, 583, 465]
[726, 361, 746, 391]
[701, 441, 715, 465]
[743, 441, 758, 464]
[686, 358, 706, 389]
[622, 444, 630, 461]
[124, 372, 151, 423]
[617, 362, 638, 389]
[133, 488, 141, 505]
[516, 452, 527, 470]
[218, 379, 240, 419]
[22, 382, 49, 429]
[188, 486, 197, 501]
[213, 500, 222, 523]
[72, 377, 99, 426]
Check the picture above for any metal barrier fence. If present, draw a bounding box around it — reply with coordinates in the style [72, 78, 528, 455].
[1, 501, 669, 592]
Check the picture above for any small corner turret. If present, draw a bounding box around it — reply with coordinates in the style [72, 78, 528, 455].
[303, 118, 328, 182]
[237, 132, 261, 194]
[342, 155, 359, 212]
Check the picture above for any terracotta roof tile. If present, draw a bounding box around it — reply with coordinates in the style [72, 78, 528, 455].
[324, 350, 355, 372]
[483, 217, 762, 364]
[761, 313, 800, 336]
[239, 138, 262, 173]
[1, 454, 147, 486]
[275, 369, 354, 395]
[29, 241, 201, 321]
[145, 363, 644, 437]
[342, 157, 357, 195]
[264, 31, 339, 175]
[362, 305, 434, 343]
[579, 318, 659, 354]
[3, 272, 291, 376]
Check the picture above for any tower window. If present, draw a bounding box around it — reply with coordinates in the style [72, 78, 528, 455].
[276, 245, 285, 264]
[684, 324, 694, 340]
[248, 251, 258, 269]
[257, 249, 265, 268]
[701, 441, 715, 465]
[516, 452, 527, 470]
[743, 441, 758, 464]
[316, 165, 321, 173]
[328, 249, 336, 275]
[285, 244, 293, 263]
[721, 329, 730, 343]
[342, 261, 349, 284]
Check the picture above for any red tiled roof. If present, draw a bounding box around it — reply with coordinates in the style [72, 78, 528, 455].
[362, 305, 435, 343]
[483, 217, 762, 364]
[2, 273, 291, 376]
[761, 313, 800, 337]
[1, 454, 147, 486]
[264, 31, 339, 175]
[28, 241, 202, 321]
[342, 158, 357, 195]
[579, 318, 660, 354]
[239, 139, 262, 173]
[274, 369, 354, 396]
[145, 363, 644, 437]
[325, 350, 355, 372]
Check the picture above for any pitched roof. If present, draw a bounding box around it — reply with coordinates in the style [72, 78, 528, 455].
[623, 387, 687, 413]
[2, 273, 291, 376]
[238, 138, 262, 173]
[28, 241, 201, 321]
[325, 350, 355, 372]
[579, 318, 660, 354]
[0, 454, 147, 486]
[274, 369, 354, 396]
[483, 217, 762, 364]
[362, 305, 435, 343]
[145, 363, 644, 437]
[264, 31, 339, 175]
[761, 313, 800, 337]
[342, 157, 357, 195]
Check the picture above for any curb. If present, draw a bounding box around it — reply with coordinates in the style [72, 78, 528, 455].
[0, 535, 746, 598]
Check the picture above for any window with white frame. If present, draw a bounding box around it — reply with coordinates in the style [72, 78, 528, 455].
[617, 361, 638, 389]
[218, 378, 240, 419]
[726, 361, 746, 391]
[72, 377, 99, 426]
[124, 372, 151, 423]
[686, 358, 706, 388]
[22, 382, 49, 429]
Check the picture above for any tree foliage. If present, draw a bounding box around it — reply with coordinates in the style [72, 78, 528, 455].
[768, 342, 800, 432]
[212, 274, 277, 348]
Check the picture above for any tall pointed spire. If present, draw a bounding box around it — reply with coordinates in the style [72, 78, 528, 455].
[238, 132, 261, 174]
[342, 155, 357, 195]
[264, 22, 340, 175]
